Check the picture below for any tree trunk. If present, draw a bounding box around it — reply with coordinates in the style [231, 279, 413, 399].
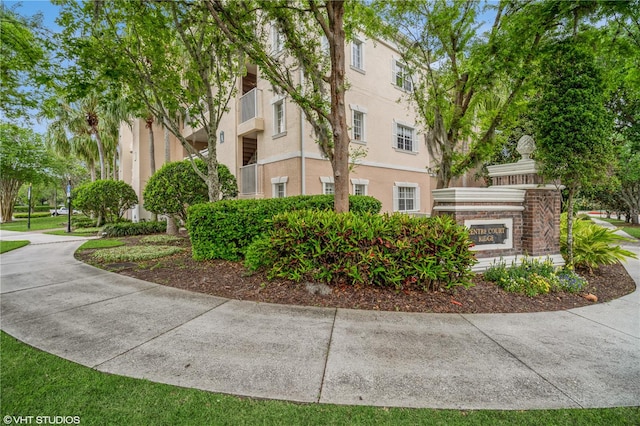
[162, 119, 172, 234]
[113, 151, 118, 180]
[146, 116, 158, 221]
[147, 118, 157, 176]
[164, 119, 171, 163]
[94, 132, 107, 180]
[166, 215, 179, 235]
[0, 179, 20, 223]
[207, 155, 220, 202]
[89, 161, 97, 182]
[327, 0, 349, 213]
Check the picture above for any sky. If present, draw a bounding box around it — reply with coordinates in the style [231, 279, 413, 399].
[4, 0, 61, 30]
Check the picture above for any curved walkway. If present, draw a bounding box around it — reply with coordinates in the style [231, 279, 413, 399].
[1, 230, 638, 410]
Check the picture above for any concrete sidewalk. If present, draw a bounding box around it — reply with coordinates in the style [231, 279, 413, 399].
[1, 229, 638, 410]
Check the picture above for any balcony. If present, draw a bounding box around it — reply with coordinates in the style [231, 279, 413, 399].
[238, 88, 264, 136]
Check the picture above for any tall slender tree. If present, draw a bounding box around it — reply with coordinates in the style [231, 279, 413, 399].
[533, 38, 614, 266]
[206, 0, 365, 212]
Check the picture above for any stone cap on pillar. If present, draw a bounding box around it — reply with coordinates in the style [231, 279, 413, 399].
[487, 135, 538, 178]
[485, 135, 559, 188]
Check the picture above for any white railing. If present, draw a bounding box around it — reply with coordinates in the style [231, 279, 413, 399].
[240, 88, 259, 123]
[240, 163, 257, 194]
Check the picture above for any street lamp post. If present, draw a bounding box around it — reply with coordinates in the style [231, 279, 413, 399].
[66, 178, 72, 233]
[27, 183, 32, 230]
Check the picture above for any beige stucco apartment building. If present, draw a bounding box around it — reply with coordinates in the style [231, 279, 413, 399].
[119, 35, 437, 221]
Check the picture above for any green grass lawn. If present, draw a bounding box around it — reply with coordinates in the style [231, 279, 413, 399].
[1, 332, 638, 425]
[47, 227, 102, 237]
[0, 216, 68, 232]
[599, 218, 640, 239]
[77, 239, 125, 250]
[0, 240, 29, 253]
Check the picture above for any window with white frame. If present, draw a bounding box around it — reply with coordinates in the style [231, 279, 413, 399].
[354, 184, 366, 195]
[393, 182, 420, 212]
[393, 121, 417, 152]
[271, 176, 288, 198]
[351, 107, 366, 143]
[393, 59, 413, 92]
[351, 39, 364, 70]
[272, 98, 286, 135]
[271, 25, 284, 54]
[320, 176, 335, 195]
[351, 178, 369, 195]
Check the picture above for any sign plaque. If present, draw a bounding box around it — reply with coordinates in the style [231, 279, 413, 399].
[464, 218, 514, 251]
[468, 224, 509, 245]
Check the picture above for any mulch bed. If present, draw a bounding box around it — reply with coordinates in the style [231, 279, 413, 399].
[75, 235, 637, 314]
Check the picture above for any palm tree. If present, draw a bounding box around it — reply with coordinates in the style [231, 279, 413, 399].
[46, 105, 99, 181]
[46, 91, 129, 180]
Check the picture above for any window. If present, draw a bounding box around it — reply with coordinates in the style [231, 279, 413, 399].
[271, 176, 288, 198]
[273, 99, 286, 135]
[393, 60, 413, 92]
[352, 110, 365, 142]
[351, 40, 364, 70]
[324, 183, 335, 195]
[351, 178, 369, 196]
[274, 183, 286, 198]
[320, 176, 334, 195]
[271, 25, 284, 54]
[393, 183, 420, 212]
[393, 122, 417, 152]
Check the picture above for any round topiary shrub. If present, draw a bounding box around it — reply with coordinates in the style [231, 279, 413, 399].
[73, 180, 138, 224]
[143, 159, 238, 223]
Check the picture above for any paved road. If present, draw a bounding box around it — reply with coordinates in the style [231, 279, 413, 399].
[1, 230, 638, 410]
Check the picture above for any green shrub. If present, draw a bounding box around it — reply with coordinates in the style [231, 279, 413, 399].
[13, 206, 51, 213]
[13, 212, 50, 219]
[73, 180, 138, 224]
[140, 235, 183, 244]
[484, 257, 588, 297]
[554, 269, 588, 293]
[91, 245, 182, 263]
[560, 213, 637, 271]
[72, 217, 97, 228]
[102, 221, 167, 237]
[244, 211, 476, 291]
[72, 227, 103, 236]
[187, 195, 382, 261]
[143, 159, 238, 223]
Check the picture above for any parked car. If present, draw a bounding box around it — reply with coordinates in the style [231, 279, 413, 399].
[50, 206, 80, 216]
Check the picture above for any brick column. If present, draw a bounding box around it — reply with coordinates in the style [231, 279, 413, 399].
[522, 189, 561, 256]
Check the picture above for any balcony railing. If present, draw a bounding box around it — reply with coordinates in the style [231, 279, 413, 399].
[240, 88, 259, 123]
[240, 163, 258, 195]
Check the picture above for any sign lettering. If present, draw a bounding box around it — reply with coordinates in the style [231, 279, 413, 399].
[468, 224, 509, 245]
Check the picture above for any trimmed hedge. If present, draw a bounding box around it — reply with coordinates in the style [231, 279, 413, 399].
[187, 195, 382, 261]
[245, 211, 476, 291]
[102, 221, 167, 237]
[13, 206, 51, 213]
[13, 212, 50, 219]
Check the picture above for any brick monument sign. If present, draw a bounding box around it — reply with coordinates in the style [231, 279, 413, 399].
[432, 135, 563, 271]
